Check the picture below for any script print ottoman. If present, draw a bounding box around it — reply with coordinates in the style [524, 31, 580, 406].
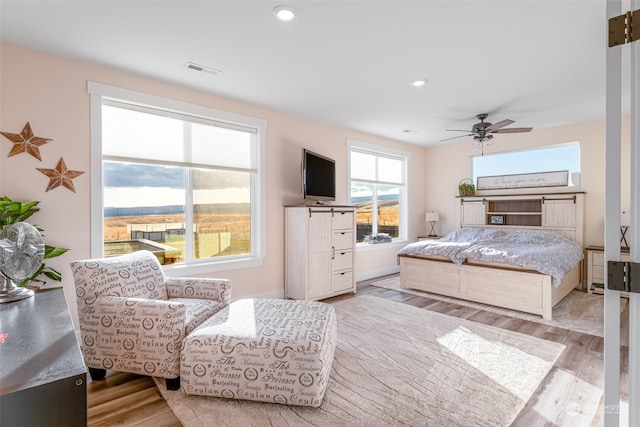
[181, 298, 337, 407]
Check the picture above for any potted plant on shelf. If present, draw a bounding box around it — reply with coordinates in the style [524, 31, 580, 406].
[458, 179, 476, 196]
[0, 196, 68, 289]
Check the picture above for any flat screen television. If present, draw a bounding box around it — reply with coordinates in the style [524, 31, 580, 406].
[302, 149, 336, 203]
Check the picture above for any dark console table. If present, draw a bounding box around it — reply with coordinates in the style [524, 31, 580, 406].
[0, 288, 87, 426]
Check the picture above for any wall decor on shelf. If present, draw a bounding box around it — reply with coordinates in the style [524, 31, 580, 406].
[36, 157, 85, 193]
[490, 214, 505, 225]
[0, 122, 52, 161]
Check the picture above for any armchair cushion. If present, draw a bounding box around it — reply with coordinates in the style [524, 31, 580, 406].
[165, 277, 231, 306]
[174, 298, 226, 335]
[71, 250, 168, 301]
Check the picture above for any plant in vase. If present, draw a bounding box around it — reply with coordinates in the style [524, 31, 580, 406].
[0, 196, 68, 288]
[458, 180, 475, 196]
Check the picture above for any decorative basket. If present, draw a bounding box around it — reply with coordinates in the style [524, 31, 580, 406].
[458, 178, 476, 196]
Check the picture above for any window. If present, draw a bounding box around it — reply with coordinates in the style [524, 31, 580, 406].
[89, 83, 266, 274]
[348, 140, 408, 244]
[472, 143, 580, 185]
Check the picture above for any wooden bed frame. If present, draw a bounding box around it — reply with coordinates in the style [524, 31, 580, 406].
[400, 192, 585, 320]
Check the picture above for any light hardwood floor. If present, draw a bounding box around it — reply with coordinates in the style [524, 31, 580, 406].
[88, 276, 629, 426]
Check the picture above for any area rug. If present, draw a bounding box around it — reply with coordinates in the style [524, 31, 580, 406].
[370, 275, 627, 337]
[156, 295, 565, 426]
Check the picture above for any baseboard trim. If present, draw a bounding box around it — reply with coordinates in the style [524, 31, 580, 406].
[232, 288, 285, 302]
[355, 266, 400, 283]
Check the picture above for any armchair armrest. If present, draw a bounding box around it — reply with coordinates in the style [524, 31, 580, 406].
[93, 296, 187, 378]
[165, 277, 232, 306]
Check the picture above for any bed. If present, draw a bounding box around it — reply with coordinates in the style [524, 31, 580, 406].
[398, 192, 585, 320]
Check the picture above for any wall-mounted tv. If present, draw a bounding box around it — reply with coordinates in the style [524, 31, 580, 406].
[302, 148, 336, 203]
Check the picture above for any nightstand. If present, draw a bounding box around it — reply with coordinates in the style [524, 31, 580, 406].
[418, 235, 441, 241]
[585, 246, 629, 296]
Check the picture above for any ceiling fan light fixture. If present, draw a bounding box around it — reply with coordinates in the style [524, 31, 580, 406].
[273, 5, 298, 22]
[441, 113, 531, 148]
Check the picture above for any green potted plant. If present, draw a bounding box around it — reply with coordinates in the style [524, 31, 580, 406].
[458, 179, 475, 196]
[0, 196, 68, 288]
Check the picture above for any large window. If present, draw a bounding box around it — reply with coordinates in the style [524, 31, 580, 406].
[348, 140, 407, 244]
[89, 83, 266, 274]
[472, 143, 581, 185]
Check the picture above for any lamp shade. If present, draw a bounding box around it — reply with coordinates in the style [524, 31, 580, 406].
[622, 210, 631, 226]
[426, 212, 440, 222]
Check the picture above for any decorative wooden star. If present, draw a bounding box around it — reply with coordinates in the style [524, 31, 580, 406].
[36, 157, 85, 193]
[0, 122, 52, 161]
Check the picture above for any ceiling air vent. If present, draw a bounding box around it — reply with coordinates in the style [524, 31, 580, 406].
[185, 62, 221, 76]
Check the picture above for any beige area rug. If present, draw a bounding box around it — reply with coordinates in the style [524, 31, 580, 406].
[370, 275, 627, 337]
[156, 295, 565, 426]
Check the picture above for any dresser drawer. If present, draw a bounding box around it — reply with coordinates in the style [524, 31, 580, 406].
[592, 265, 604, 284]
[592, 251, 604, 267]
[333, 231, 353, 250]
[333, 270, 353, 292]
[333, 250, 353, 272]
[332, 210, 354, 230]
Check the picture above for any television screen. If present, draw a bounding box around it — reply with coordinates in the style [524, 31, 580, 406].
[302, 149, 336, 202]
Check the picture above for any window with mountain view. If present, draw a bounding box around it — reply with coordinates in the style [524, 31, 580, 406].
[90, 83, 266, 273]
[348, 141, 407, 243]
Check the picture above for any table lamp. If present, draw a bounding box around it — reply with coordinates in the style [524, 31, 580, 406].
[621, 210, 630, 249]
[426, 212, 440, 237]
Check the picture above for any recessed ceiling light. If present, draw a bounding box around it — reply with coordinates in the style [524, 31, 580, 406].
[410, 79, 427, 87]
[273, 5, 298, 22]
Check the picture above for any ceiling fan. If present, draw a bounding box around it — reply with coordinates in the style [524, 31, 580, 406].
[441, 113, 533, 153]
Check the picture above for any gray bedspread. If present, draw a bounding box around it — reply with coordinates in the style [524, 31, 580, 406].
[398, 228, 583, 287]
[454, 229, 583, 286]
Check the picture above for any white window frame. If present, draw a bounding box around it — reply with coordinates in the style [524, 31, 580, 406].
[88, 82, 267, 275]
[471, 142, 581, 186]
[347, 139, 409, 246]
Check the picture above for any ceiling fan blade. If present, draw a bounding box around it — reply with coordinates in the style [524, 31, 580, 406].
[492, 127, 533, 134]
[440, 134, 474, 142]
[486, 119, 514, 131]
[445, 129, 474, 132]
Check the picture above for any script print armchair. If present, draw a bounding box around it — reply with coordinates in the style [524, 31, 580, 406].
[70, 250, 231, 390]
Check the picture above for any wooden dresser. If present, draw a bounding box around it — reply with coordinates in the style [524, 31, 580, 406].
[285, 205, 356, 300]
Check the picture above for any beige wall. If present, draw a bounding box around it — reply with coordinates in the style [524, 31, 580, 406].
[425, 116, 630, 248]
[0, 42, 425, 328]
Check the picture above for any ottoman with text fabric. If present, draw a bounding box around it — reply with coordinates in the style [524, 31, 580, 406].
[180, 298, 337, 407]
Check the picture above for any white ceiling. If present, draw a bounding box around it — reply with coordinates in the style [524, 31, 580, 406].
[0, 0, 625, 147]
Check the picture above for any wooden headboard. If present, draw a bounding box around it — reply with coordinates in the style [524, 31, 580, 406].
[458, 192, 585, 247]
